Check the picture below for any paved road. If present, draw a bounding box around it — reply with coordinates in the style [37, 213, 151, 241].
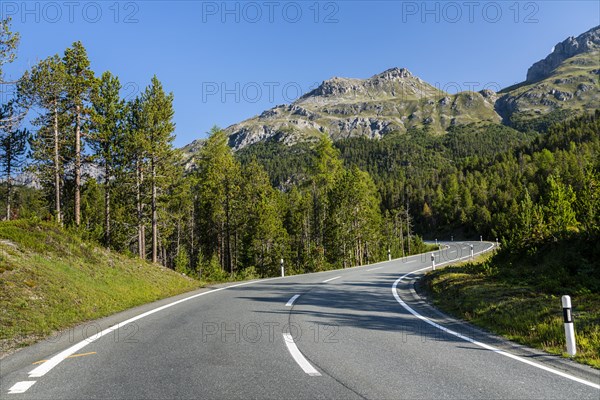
[2, 242, 599, 399]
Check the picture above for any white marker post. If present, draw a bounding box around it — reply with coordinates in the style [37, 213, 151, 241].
[435, 239, 438, 246]
[562, 295, 576, 356]
[451, 235, 454, 242]
[470, 244, 474, 260]
[388, 248, 391, 261]
[431, 253, 435, 270]
[480, 235, 483, 242]
[281, 258, 285, 278]
[496, 237, 499, 247]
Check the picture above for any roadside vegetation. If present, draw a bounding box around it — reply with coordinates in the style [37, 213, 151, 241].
[0, 220, 201, 356]
[424, 244, 599, 369]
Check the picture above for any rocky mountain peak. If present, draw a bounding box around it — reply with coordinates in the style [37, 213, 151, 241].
[526, 25, 600, 82]
[370, 67, 413, 81]
[296, 67, 423, 105]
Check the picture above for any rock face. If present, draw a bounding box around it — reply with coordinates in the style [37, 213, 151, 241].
[526, 26, 600, 82]
[496, 26, 599, 124]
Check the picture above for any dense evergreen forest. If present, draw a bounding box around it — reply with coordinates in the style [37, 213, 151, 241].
[1, 18, 598, 281]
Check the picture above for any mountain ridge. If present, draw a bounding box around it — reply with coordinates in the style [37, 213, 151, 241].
[182, 25, 599, 160]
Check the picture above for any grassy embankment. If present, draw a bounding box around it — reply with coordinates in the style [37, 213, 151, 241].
[0, 220, 202, 356]
[423, 238, 600, 369]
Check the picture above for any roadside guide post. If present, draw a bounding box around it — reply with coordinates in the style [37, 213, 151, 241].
[562, 295, 577, 356]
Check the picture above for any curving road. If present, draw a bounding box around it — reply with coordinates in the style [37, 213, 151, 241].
[2, 241, 599, 399]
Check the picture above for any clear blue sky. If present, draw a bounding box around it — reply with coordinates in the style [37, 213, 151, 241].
[3, 0, 599, 147]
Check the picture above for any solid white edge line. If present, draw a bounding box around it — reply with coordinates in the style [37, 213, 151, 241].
[322, 276, 341, 283]
[28, 278, 278, 378]
[8, 381, 36, 394]
[391, 244, 600, 390]
[286, 294, 300, 307]
[282, 333, 321, 376]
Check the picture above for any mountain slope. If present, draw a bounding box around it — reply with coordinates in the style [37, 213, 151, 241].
[223, 68, 501, 150]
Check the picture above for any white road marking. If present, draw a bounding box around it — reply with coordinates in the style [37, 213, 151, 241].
[322, 276, 341, 283]
[403, 260, 417, 264]
[27, 278, 278, 378]
[286, 295, 300, 307]
[282, 333, 321, 376]
[391, 244, 600, 390]
[367, 266, 383, 271]
[8, 381, 36, 394]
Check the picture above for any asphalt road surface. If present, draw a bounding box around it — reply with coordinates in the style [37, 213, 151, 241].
[2, 241, 599, 399]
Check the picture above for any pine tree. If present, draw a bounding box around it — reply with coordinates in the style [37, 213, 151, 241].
[63, 41, 95, 227]
[140, 76, 176, 264]
[123, 97, 148, 259]
[90, 71, 125, 246]
[329, 166, 382, 267]
[23, 55, 68, 223]
[284, 185, 312, 272]
[240, 159, 287, 276]
[195, 127, 241, 274]
[309, 134, 344, 268]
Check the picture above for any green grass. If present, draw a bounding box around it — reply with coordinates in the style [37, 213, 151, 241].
[0, 220, 202, 355]
[423, 260, 600, 369]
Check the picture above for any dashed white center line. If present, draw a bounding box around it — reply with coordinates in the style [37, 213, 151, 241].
[322, 276, 341, 283]
[367, 266, 383, 271]
[8, 381, 36, 394]
[286, 294, 300, 307]
[283, 333, 321, 376]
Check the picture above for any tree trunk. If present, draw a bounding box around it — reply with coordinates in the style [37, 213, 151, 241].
[151, 156, 158, 264]
[5, 180, 10, 220]
[399, 212, 404, 257]
[224, 181, 232, 274]
[5, 141, 11, 220]
[136, 157, 145, 259]
[176, 220, 181, 256]
[406, 200, 411, 255]
[74, 105, 81, 227]
[104, 161, 111, 246]
[53, 104, 61, 225]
